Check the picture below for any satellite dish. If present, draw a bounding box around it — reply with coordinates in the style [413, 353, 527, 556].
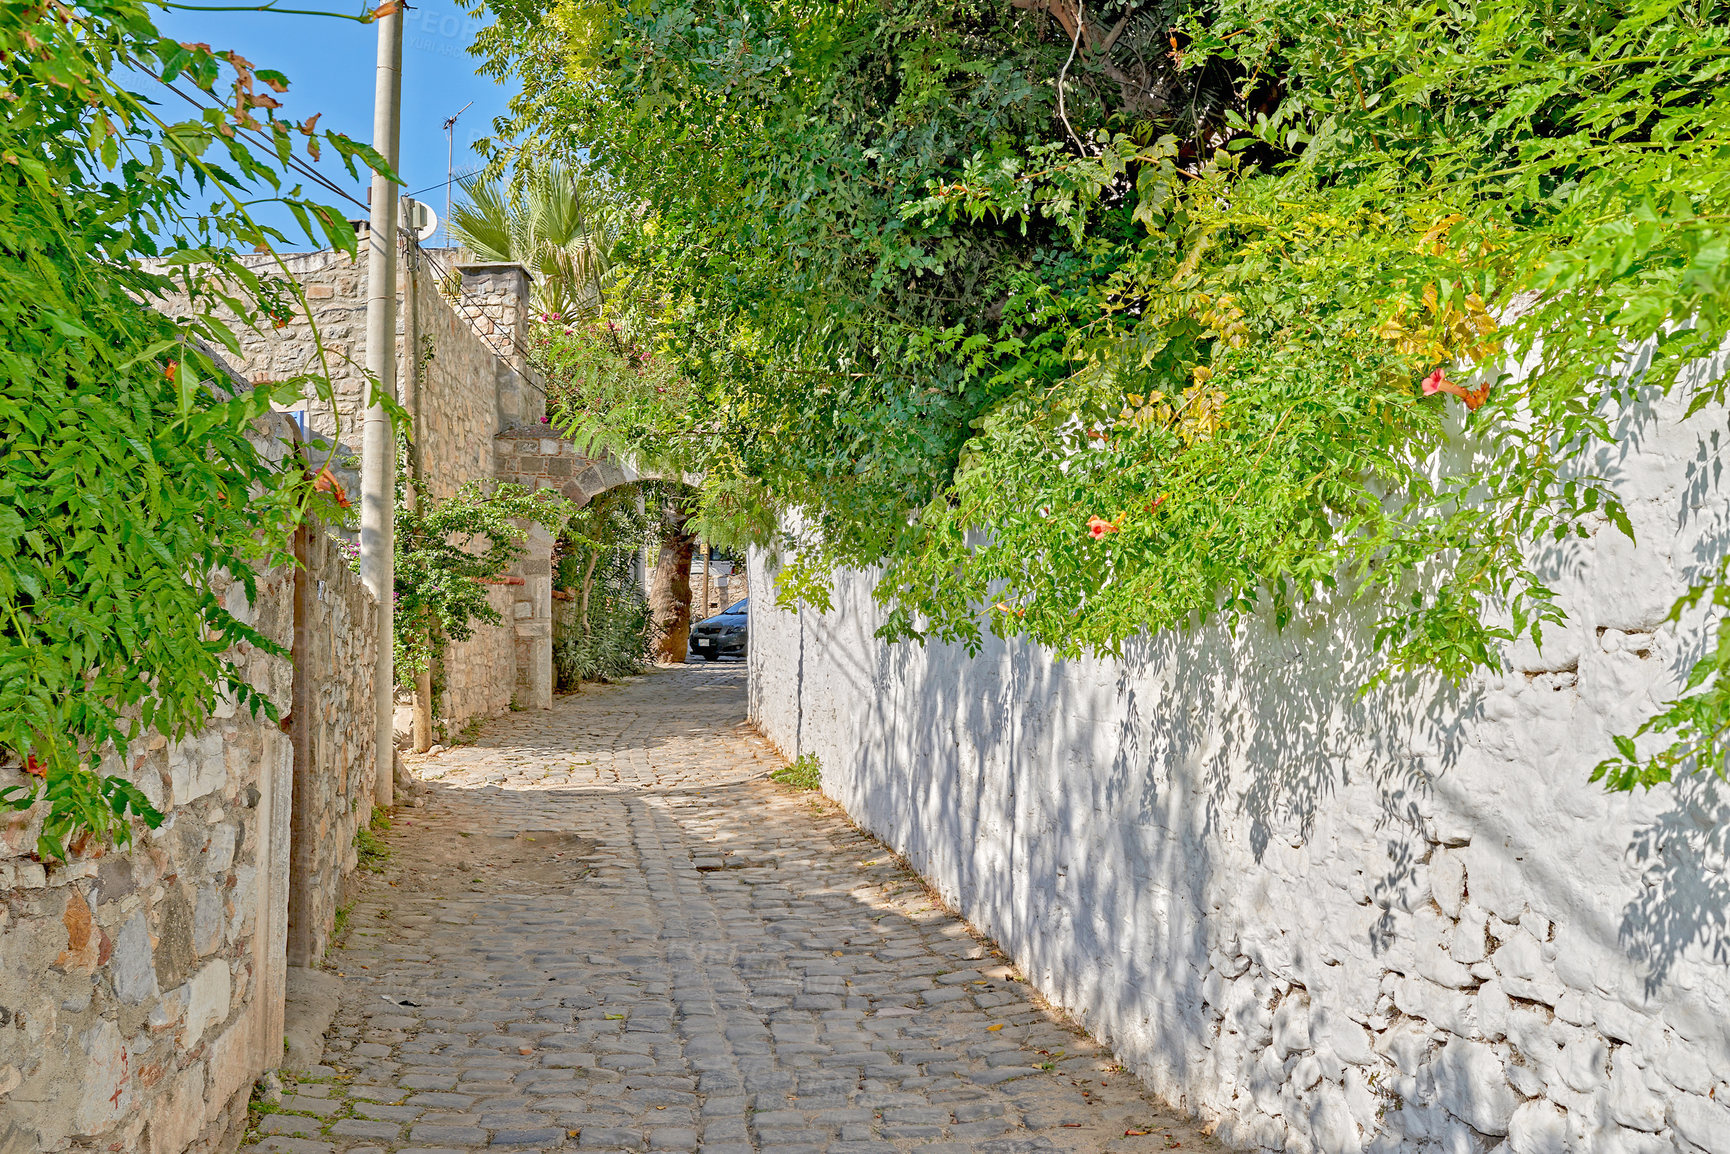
[400, 198, 439, 243]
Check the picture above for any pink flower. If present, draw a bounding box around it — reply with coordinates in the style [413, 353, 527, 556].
[1087, 516, 1117, 540]
[1422, 369, 1447, 395]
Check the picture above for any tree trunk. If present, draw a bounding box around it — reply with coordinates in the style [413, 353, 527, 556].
[579, 549, 599, 638]
[413, 662, 433, 753]
[648, 513, 696, 663]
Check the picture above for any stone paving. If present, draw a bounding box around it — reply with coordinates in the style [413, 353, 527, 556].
[242, 664, 1220, 1154]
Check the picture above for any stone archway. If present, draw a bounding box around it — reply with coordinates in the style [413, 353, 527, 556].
[491, 426, 704, 670]
[491, 425, 648, 504]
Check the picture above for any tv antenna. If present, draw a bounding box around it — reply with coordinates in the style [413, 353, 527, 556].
[442, 100, 474, 248]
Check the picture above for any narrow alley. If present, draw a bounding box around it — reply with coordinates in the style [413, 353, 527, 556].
[241, 665, 1217, 1154]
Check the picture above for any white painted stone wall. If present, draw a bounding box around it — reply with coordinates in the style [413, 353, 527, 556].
[747, 353, 1730, 1154]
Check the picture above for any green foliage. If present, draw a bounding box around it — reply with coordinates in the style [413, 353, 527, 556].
[392, 480, 573, 680]
[553, 486, 655, 687]
[329, 901, 353, 947]
[354, 806, 391, 873]
[0, 2, 387, 856]
[449, 163, 621, 318]
[475, 0, 1730, 789]
[1593, 570, 1730, 790]
[553, 559, 652, 686]
[770, 754, 822, 791]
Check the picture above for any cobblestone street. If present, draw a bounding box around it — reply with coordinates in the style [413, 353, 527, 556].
[243, 665, 1218, 1154]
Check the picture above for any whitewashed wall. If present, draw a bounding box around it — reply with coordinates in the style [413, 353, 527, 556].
[747, 354, 1730, 1154]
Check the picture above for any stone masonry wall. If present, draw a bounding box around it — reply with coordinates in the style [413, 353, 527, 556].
[0, 550, 295, 1154]
[747, 348, 1730, 1154]
[448, 261, 539, 430]
[152, 246, 555, 733]
[0, 411, 380, 1154]
[692, 557, 747, 619]
[492, 426, 634, 506]
[408, 249, 509, 503]
[406, 250, 527, 728]
[440, 583, 518, 729]
[291, 519, 379, 966]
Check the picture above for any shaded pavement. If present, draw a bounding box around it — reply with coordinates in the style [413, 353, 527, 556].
[242, 665, 1219, 1154]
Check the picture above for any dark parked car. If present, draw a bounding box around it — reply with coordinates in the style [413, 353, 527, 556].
[690, 599, 748, 661]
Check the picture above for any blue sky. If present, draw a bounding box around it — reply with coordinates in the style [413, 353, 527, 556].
[150, 1, 518, 248]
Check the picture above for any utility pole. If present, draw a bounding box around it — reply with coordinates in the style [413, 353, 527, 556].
[443, 100, 473, 249]
[361, 2, 403, 809]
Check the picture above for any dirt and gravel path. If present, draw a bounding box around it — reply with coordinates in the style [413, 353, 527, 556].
[242, 664, 1219, 1154]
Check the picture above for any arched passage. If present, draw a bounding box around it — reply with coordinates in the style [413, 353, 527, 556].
[492, 425, 710, 673]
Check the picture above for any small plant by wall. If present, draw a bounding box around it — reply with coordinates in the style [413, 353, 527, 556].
[771, 753, 822, 791]
[353, 807, 392, 873]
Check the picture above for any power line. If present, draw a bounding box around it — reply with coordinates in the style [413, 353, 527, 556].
[405, 166, 484, 200]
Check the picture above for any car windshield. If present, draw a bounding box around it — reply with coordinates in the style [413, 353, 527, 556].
[702, 600, 747, 625]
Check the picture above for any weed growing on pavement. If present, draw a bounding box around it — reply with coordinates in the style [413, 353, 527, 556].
[354, 807, 392, 873]
[770, 754, 822, 791]
[242, 1078, 285, 1145]
[330, 902, 353, 948]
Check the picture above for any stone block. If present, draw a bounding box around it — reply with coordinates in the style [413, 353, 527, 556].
[1272, 992, 1311, 1057]
[1393, 977, 1475, 1037]
[1432, 1038, 1517, 1135]
[207, 1012, 258, 1107]
[73, 1020, 132, 1137]
[181, 960, 232, 1046]
[112, 910, 159, 1004]
[1667, 1093, 1730, 1154]
[147, 1061, 207, 1154]
[193, 884, 224, 956]
[168, 731, 226, 804]
[1555, 1032, 1608, 1092]
[1507, 1099, 1567, 1154]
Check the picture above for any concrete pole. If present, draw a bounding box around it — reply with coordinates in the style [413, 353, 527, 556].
[361, 5, 403, 809]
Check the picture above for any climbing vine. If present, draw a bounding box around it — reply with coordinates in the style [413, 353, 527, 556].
[392, 480, 573, 682]
[475, 0, 1730, 786]
[0, 1, 392, 856]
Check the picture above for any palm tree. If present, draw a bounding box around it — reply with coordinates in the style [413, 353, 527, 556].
[448, 164, 619, 320]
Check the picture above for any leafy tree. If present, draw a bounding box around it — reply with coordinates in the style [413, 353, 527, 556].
[474, 0, 1730, 788]
[554, 487, 655, 686]
[0, 1, 390, 856]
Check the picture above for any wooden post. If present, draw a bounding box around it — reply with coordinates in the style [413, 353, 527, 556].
[698, 541, 711, 622]
[287, 521, 315, 967]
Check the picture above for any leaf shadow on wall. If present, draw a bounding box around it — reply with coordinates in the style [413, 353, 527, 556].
[1599, 352, 1730, 990]
[832, 577, 1475, 1103]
